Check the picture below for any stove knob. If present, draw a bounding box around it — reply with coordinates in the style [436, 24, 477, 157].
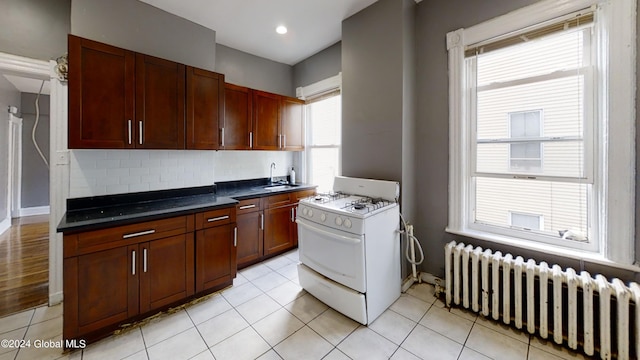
[343, 219, 352, 228]
[320, 213, 327, 222]
[308, 209, 314, 217]
[302, 207, 308, 216]
[335, 217, 343, 226]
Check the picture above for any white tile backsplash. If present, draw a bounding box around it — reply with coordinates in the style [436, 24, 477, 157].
[69, 149, 296, 198]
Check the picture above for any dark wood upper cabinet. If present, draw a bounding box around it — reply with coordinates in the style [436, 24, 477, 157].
[186, 67, 224, 150]
[281, 96, 304, 151]
[68, 35, 135, 149]
[136, 54, 185, 149]
[69, 34, 303, 151]
[252, 90, 282, 150]
[69, 35, 185, 150]
[223, 83, 252, 150]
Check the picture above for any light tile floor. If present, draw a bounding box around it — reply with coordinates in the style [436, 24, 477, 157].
[0, 249, 591, 360]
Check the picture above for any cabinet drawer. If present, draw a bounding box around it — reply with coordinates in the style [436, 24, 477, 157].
[264, 193, 292, 209]
[66, 216, 190, 257]
[236, 198, 261, 215]
[292, 189, 316, 203]
[196, 207, 236, 229]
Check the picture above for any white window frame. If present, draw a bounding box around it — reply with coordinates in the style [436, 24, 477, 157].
[296, 73, 342, 189]
[446, 0, 636, 266]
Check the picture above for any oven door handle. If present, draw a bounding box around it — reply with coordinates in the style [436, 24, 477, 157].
[296, 219, 362, 244]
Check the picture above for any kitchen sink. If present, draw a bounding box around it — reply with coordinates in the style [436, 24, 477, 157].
[262, 183, 300, 190]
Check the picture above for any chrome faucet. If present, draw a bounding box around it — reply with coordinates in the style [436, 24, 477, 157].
[270, 162, 276, 183]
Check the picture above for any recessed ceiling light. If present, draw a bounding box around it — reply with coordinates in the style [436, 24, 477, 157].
[276, 25, 288, 35]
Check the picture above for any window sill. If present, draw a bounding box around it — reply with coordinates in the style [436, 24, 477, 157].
[445, 227, 640, 273]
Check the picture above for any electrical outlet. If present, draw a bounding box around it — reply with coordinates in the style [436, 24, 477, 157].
[56, 150, 69, 165]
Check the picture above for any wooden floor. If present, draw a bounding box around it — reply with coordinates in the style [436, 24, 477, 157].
[0, 215, 49, 317]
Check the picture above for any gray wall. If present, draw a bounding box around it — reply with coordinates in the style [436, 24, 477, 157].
[0, 0, 70, 61]
[20, 92, 50, 208]
[0, 77, 21, 221]
[414, 0, 640, 282]
[216, 44, 294, 96]
[342, 0, 405, 183]
[293, 42, 342, 89]
[342, 0, 417, 278]
[71, 0, 216, 71]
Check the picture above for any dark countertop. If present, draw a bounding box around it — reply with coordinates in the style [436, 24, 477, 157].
[57, 179, 316, 234]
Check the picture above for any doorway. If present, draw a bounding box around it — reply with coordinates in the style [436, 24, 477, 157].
[0, 51, 66, 317]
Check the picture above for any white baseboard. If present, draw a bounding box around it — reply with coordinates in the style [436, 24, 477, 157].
[18, 206, 50, 217]
[0, 217, 10, 236]
[49, 291, 63, 306]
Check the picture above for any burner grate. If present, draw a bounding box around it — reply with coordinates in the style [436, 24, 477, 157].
[342, 197, 391, 213]
[308, 191, 350, 204]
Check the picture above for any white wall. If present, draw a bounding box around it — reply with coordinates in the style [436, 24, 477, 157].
[69, 150, 295, 198]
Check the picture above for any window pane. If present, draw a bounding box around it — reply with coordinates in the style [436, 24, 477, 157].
[477, 76, 584, 140]
[477, 141, 583, 177]
[309, 96, 341, 146]
[310, 148, 340, 193]
[510, 212, 542, 230]
[475, 177, 589, 241]
[476, 28, 587, 86]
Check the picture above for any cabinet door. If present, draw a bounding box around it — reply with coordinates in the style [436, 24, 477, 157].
[68, 35, 135, 149]
[224, 83, 252, 150]
[236, 211, 263, 268]
[65, 245, 138, 338]
[195, 223, 237, 293]
[252, 90, 281, 150]
[139, 234, 194, 313]
[135, 54, 185, 149]
[264, 204, 296, 256]
[186, 67, 224, 150]
[281, 96, 305, 151]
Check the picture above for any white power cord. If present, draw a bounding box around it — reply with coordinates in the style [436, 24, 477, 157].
[33, 80, 49, 169]
[399, 213, 424, 266]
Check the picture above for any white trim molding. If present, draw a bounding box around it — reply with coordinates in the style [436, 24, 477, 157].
[0, 52, 50, 79]
[446, 0, 636, 265]
[18, 206, 50, 217]
[0, 217, 10, 236]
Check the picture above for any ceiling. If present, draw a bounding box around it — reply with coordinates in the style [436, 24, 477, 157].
[3, 74, 50, 95]
[138, 0, 379, 66]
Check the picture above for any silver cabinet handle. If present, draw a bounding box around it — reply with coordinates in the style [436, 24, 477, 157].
[291, 208, 295, 222]
[279, 134, 282, 149]
[128, 120, 132, 145]
[123, 229, 156, 239]
[132, 250, 136, 275]
[234, 227, 237, 247]
[138, 121, 143, 145]
[221, 127, 225, 147]
[207, 215, 230, 222]
[239, 204, 256, 210]
[283, 134, 286, 148]
[143, 248, 148, 273]
[260, 213, 264, 230]
[249, 132, 253, 148]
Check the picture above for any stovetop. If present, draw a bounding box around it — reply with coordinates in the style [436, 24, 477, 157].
[301, 192, 396, 217]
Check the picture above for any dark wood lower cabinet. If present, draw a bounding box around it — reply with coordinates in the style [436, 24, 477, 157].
[195, 224, 237, 293]
[236, 211, 263, 268]
[264, 203, 296, 256]
[139, 234, 194, 313]
[63, 211, 235, 345]
[72, 246, 137, 335]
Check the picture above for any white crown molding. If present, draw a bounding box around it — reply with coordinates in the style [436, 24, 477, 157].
[0, 52, 49, 79]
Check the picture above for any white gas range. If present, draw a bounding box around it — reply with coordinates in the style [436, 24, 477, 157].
[296, 176, 401, 325]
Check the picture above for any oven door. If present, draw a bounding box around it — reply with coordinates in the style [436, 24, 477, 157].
[296, 217, 366, 293]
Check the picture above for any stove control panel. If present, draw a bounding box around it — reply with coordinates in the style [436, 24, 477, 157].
[297, 204, 366, 235]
